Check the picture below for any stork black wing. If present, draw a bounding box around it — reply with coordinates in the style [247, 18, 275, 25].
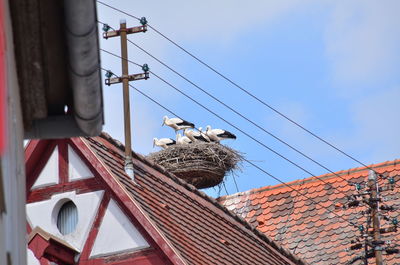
[194, 134, 209, 142]
[166, 139, 176, 146]
[217, 130, 236, 139]
[177, 120, 195, 128]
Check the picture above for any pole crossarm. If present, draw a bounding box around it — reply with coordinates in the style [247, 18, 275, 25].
[103, 25, 147, 39]
[105, 72, 149, 86]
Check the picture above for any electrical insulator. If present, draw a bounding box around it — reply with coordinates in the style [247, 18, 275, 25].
[140, 17, 148, 26]
[386, 248, 400, 255]
[350, 243, 363, 250]
[142, 64, 150, 73]
[388, 177, 395, 190]
[348, 200, 360, 207]
[105, 70, 113, 78]
[103, 24, 111, 33]
[380, 205, 394, 211]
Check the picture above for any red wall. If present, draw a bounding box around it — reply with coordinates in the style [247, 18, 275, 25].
[0, 0, 5, 155]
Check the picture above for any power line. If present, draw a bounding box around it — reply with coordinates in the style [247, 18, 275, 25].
[100, 66, 358, 228]
[98, 21, 370, 200]
[100, 47, 347, 190]
[123, 38, 355, 185]
[98, 21, 242, 194]
[97, 22, 351, 184]
[97, 1, 141, 20]
[222, 182, 229, 196]
[96, 0, 374, 172]
[232, 173, 240, 193]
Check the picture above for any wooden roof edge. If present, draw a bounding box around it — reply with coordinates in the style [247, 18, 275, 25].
[28, 226, 80, 253]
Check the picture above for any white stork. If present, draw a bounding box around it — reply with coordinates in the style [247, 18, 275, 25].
[205, 125, 236, 142]
[184, 128, 210, 142]
[153, 138, 176, 149]
[162, 116, 195, 137]
[176, 133, 192, 145]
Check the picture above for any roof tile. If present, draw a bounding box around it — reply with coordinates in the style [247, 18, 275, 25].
[218, 159, 400, 264]
[85, 134, 306, 265]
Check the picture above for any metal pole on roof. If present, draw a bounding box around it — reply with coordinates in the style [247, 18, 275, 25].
[368, 170, 383, 265]
[344, 171, 399, 265]
[102, 19, 149, 181]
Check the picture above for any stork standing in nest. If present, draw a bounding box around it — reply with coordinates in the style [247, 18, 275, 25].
[206, 125, 236, 142]
[184, 128, 211, 143]
[176, 133, 192, 145]
[153, 138, 176, 149]
[162, 116, 195, 137]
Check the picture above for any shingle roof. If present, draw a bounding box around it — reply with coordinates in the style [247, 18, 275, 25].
[218, 160, 400, 265]
[83, 133, 305, 265]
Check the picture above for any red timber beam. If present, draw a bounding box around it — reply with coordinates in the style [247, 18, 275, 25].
[71, 137, 185, 265]
[79, 191, 110, 261]
[80, 249, 167, 265]
[0, 0, 5, 156]
[26, 139, 103, 202]
[25, 140, 54, 194]
[58, 140, 69, 184]
[27, 178, 103, 203]
[28, 227, 79, 265]
[79, 192, 169, 265]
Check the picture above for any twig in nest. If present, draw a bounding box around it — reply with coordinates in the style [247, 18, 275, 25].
[147, 142, 243, 189]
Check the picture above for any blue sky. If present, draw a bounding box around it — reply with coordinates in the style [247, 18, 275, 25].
[97, 1, 400, 197]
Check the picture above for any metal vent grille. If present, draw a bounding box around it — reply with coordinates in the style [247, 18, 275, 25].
[57, 201, 78, 235]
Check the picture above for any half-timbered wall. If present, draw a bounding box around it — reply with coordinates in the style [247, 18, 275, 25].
[26, 140, 166, 265]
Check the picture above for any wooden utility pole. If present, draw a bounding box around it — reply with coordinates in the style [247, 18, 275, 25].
[103, 19, 149, 180]
[120, 20, 133, 174]
[368, 170, 383, 265]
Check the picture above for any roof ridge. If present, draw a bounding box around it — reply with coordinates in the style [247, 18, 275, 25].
[218, 158, 400, 200]
[94, 132, 307, 265]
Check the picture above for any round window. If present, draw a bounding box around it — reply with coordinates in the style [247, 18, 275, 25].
[57, 201, 78, 235]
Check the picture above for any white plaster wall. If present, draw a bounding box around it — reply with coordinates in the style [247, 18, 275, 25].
[68, 145, 93, 181]
[90, 199, 149, 257]
[31, 146, 59, 189]
[27, 249, 40, 265]
[26, 190, 104, 251]
[0, 1, 27, 264]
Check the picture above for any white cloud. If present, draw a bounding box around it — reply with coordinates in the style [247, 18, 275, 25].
[131, 99, 164, 154]
[321, 1, 400, 163]
[97, 0, 311, 155]
[100, 0, 308, 44]
[324, 0, 400, 91]
[263, 101, 332, 158]
[350, 87, 400, 162]
[98, 0, 400, 165]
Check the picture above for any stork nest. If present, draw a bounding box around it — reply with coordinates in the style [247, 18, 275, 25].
[147, 142, 242, 189]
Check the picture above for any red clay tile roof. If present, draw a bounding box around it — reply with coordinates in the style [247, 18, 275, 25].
[83, 133, 306, 265]
[218, 160, 400, 265]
